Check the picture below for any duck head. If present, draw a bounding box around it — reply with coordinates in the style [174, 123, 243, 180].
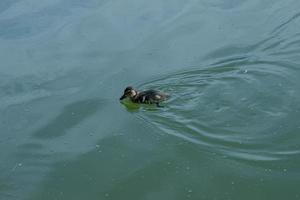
[119, 86, 138, 100]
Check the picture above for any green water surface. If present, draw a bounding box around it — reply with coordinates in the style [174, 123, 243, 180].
[1, 0, 300, 200]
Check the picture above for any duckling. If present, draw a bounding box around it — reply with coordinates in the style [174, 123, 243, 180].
[119, 86, 169, 107]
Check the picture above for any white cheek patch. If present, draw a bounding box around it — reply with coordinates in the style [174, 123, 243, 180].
[131, 91, 137, 96]
[155, 95, 161, 99]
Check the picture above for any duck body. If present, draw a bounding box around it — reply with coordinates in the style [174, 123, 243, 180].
[120, 86, 169, 106]
[132, 89, 169, 104]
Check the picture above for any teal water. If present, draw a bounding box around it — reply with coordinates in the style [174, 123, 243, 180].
[1, 0, 300, 199]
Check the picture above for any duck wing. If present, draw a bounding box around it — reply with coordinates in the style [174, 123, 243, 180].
[135, 90, 169, 104]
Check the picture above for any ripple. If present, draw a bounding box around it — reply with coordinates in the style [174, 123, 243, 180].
[0, 0, 102, 39]
[137, 57, 300, 162]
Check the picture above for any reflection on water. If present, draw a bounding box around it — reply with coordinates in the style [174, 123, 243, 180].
[1, 0, 300, 200]
[120, 98, 170, 112]
[34, 99, 102, 139]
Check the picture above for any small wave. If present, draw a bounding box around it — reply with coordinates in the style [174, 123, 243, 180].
[136, 56, 300, 162]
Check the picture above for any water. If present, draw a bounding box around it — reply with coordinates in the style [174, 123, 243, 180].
[1, 0, 300, 199]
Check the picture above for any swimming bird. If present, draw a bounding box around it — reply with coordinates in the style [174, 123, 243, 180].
[119, 86, 169, 107]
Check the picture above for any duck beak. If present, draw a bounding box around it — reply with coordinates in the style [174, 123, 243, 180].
[119, 94, 126, 100]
